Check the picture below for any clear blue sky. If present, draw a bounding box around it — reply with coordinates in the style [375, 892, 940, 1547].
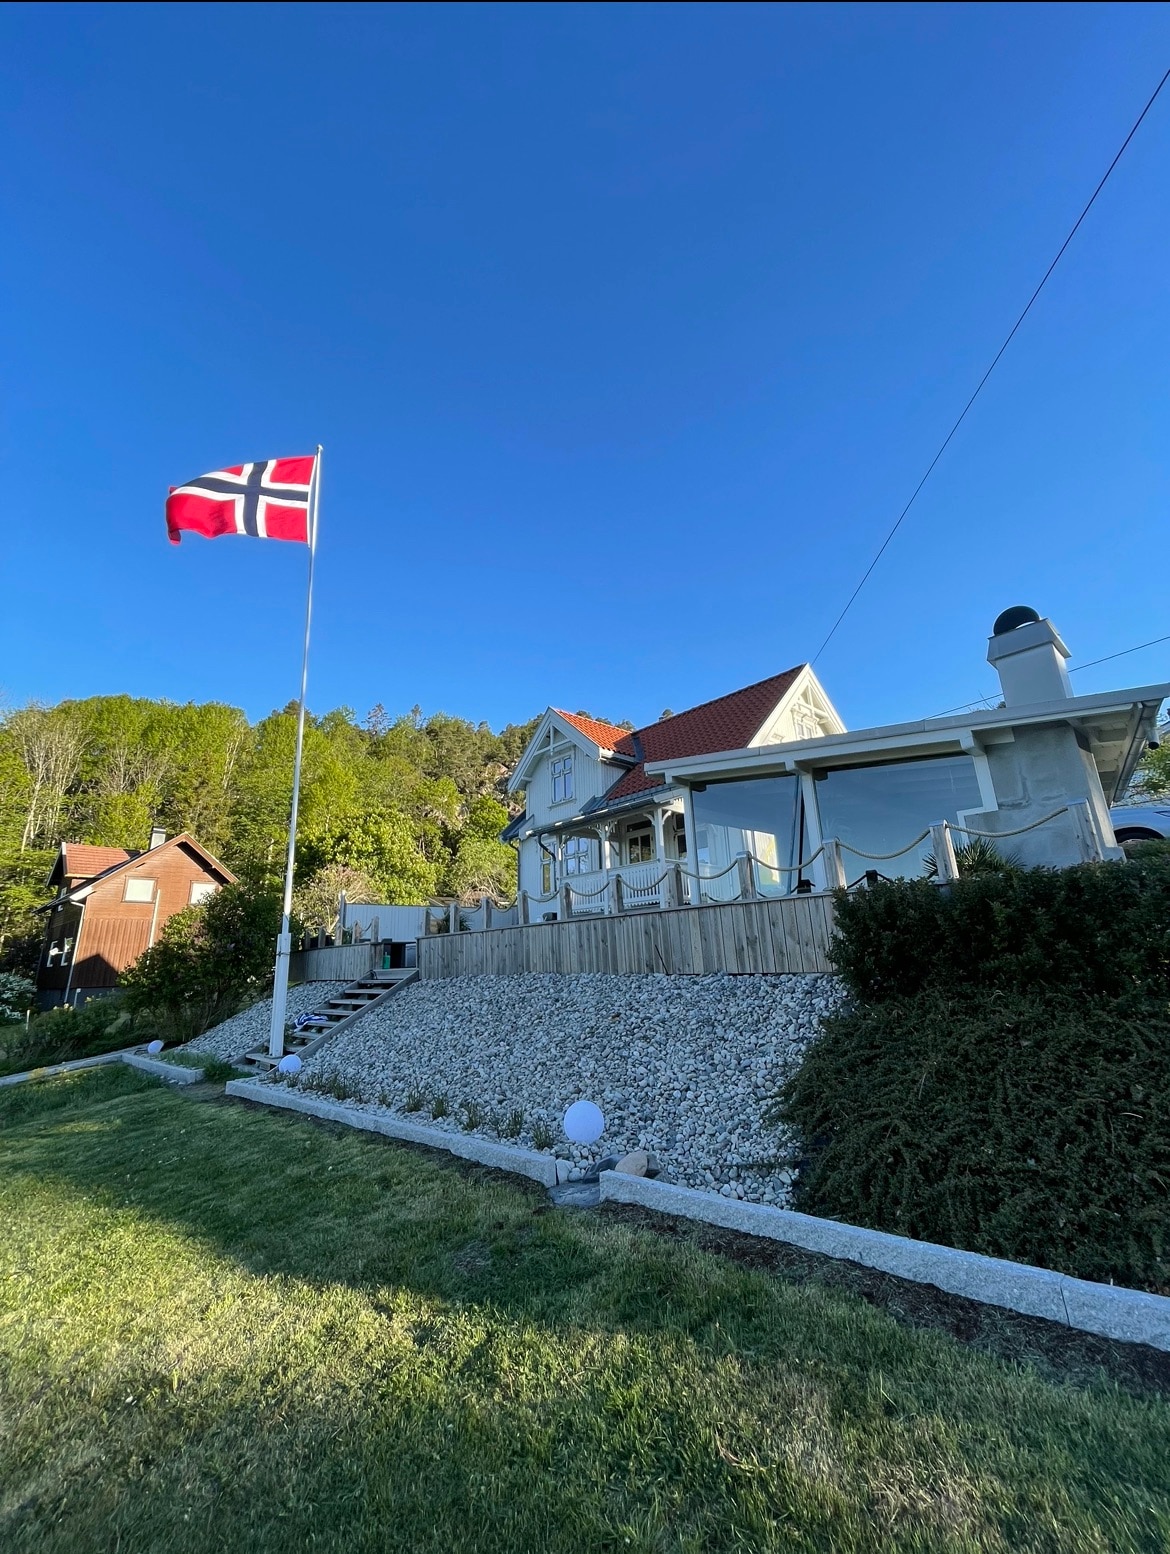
[2, 2, 1167, 734]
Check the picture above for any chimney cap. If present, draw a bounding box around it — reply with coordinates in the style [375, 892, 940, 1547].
[148, 826, 166, 849]
[992, 605, 1042, 636]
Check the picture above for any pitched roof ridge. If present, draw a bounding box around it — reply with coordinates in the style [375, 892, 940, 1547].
[553, 708, 631, 747]
[633, 664, 807, 737]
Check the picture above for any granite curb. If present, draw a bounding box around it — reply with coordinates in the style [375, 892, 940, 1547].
[224, 1078, 559, 1186]
[121, 1052, 203, 1085]
[0, 1048, 130, 1089]
[599, 1172, 1170, 1352]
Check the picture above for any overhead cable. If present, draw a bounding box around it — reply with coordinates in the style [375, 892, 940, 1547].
[812, 66, 1170, 665]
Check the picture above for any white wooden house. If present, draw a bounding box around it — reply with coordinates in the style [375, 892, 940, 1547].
[503, 611, 1169, 920]
[503, 665, 845, 917]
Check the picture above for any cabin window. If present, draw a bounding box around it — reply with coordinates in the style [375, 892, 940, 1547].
[562, 836, 592, 875]
[540, 858, 554, 894]
[691, 775, 804, 894]
[61, 937, 75, 966]
[551, 755, 573, 803]
[189, 881, 216, 905]
[814, 754, 982, 880]
[626, 824, 655, 864]
[124, 877, 155, 903]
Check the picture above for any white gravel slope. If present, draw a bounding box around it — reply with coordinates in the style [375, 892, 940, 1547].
[186, 983, 348, 1062]
[292, 973, 843, 1205]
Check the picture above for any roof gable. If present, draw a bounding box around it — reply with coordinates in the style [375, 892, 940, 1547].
[507, 708, 636, 791]
[602, 667, 808, 801]
[48, 843, 137, 890]
[48, 833, 237, 903]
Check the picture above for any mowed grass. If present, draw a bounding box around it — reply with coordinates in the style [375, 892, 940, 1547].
[1, 1071, 1168, 1554]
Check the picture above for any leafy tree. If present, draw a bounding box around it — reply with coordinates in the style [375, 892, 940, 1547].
[294, 862, 382, 931]
[448, 835, 517, 902]
[1131, 728, 1170, 800]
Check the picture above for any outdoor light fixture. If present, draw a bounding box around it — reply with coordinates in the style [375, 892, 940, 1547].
[146, 1040, 164, 1055]
[563, 1100, 604, 1144]
[277, 1054, 302, 1076]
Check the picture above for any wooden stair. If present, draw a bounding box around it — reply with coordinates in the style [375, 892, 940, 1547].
[242, 968, 418, 1073]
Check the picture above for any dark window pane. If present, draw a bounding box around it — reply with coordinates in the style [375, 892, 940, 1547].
[691, 775, 803, 894]
[815, 755, 982, 880]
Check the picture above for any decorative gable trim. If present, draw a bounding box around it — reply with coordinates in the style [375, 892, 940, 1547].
[748, 666, 846, 747]
[507, 708, 636, 792]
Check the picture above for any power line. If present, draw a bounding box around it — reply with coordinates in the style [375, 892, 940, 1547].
[813, 65, 1170, 665]
[931, 632, 1170, 717]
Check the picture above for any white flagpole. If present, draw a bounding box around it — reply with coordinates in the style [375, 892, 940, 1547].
[269, 444, 323, 1059]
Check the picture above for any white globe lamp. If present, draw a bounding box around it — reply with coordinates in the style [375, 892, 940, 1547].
[277, 1054, 302, 1076]
[146, 1040, 164, 1055]
[563, 1099, 604, 1145]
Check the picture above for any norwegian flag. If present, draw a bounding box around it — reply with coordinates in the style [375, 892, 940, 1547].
[166, 456, 316, 545]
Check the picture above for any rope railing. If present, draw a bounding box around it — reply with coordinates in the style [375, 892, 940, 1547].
[948, 806, 1069, 840]
[749, 841, 827, 875]
[832, 828, 933, 862]
[504, 802, 1093, 928]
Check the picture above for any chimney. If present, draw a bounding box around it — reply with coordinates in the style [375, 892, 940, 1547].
[149, 826, 167, 849]
[987, 606, 1072, 706]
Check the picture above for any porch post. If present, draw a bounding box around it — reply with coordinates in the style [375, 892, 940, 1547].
[651, 806, 666, 862]
[680, 785, 702, 905]
[600, 823, 615, 873]
[929, 823, 960, 882]
[735, 852, 757, 900]
[821, 838, 847, 890]
[560, 883, 574, 920]
[520, 890, 530, 925]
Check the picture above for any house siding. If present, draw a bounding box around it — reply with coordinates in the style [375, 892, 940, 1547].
[38, 839, 231, 1002]
[523, 741, 625, 829]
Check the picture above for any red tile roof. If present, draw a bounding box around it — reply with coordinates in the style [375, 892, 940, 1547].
[554, 710, 633, 751]
[61, 843, 137, 879]
[602, 666, 806, 801]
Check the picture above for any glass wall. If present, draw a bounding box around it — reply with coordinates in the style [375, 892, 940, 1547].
[813, 754, 982, 881]
[691, 775, 804, 895]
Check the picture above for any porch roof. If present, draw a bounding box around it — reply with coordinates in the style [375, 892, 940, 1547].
[508, 783, 676, 842]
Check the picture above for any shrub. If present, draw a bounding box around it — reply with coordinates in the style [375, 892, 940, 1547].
[778, 986, 1170, 1292]
[828, 853, 1170, 1004]
[430, 1094, 449, 1119]
[1, 997, 135, 1075]
[531, 1119, 554, 1151]
[0, 972, 35, 1024]
[120, 883, 288, 1042]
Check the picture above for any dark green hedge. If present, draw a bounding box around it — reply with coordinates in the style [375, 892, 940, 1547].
[781, 987, 1169, 1291]
[828, 854, 1170, 1004]
[778, 855, 1170, 1292]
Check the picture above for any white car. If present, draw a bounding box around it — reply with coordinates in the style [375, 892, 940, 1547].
[1109, 804, 1170, 844]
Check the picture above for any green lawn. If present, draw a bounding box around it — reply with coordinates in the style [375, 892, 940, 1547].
[1, 1070, 1168, 1553]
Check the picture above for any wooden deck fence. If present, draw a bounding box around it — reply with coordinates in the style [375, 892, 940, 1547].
[418, 893, 838, 979]
[289, 943, 376, 983]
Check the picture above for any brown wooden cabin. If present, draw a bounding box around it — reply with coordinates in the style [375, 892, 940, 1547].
[36, 829, 236, 1008]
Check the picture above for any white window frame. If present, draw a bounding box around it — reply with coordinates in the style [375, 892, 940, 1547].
[626, 824, 655, 865]
[189, 881, 216, 905]
[123, 877, 155, 903]
[551, 754, 574, 804]
[562, 836, 592, 875]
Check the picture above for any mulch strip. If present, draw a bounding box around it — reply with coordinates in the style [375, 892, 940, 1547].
[599, 1201, 1170, 1399]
